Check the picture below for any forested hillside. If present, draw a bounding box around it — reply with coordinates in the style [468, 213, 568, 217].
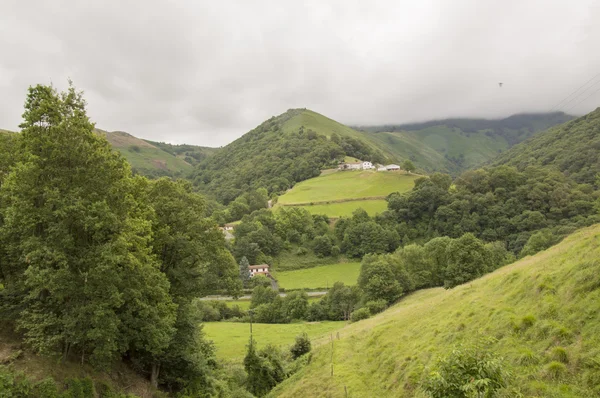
[191, 109, 388, 204]
[493, 107, 600, 185]
[356, 112, 573, 174]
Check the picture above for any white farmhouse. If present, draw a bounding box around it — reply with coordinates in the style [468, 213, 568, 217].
[249, 264, 270, 277]
[377, 165, 387, 171]
[362, 161, 374, 169]
[386, 164, 401, 171]
[339, 162, 363, 170]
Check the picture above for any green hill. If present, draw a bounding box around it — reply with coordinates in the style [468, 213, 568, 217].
[493, 108, 600, 185]
[271, 224, 600, 397]
[356, 112, 573, 174]
[97, 129, 216, 178]
[277, 169, 418, 217]
[191, 109, 389, 204]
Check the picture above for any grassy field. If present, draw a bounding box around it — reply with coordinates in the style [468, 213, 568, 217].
[278, 170, 417, 205]
[300, 199, 388, 217]
[272, 224, 600, 397]
[204, 321, 346, 361]
[276, 262, 361, 290]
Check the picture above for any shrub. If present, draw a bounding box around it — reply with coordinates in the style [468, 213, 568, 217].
[517, 349, 540, 365]
[364, 299, 387, 315]
[128, 145, 141, 152]
[544, 361, 567, 380]
[331, 245, 341, 257]
[550, 346, 569, 364]
[295, 247, 308, 256]
[350, 307, 371, 322]
[423, 343, 508, 398]
[520, 314, 536, 330]
[290, 333, 312, 359]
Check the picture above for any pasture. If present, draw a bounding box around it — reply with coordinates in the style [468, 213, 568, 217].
[277, 170, 417, 204]
[300, 199, 387, 217]
[203, 321, 346, 361]
[276, 262, 361, 290]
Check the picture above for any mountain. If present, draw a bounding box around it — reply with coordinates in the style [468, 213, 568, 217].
[96, 129, 217, 178]
[271, 224, 600, 397]
[191, 109, 389, 204]
[493, 108, 600, 185]
[355, 112, 573, 174]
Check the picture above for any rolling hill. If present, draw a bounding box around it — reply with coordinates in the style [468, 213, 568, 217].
[271, 224, 600, 397]
[493, 107, 600, 185]
[356, 112, 573, 174]
[96, 129, 216, 178]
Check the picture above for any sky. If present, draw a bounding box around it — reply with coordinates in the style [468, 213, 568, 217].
[1, 0, 600, 146]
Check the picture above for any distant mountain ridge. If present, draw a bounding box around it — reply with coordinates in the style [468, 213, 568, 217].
[353, 112, 574, 174]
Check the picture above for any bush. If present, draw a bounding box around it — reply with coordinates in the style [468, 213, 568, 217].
[423, 342, 508, 398]
[296, 246, 309, 256]
[290, 333, 312, 359]
[544, 361, 567, 380]
[364, 299, 388, 315]
[350, 307, 371, 322]
[331, 245, 341, 257]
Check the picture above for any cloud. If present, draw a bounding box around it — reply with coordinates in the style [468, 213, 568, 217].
[1, 0, 599, 146]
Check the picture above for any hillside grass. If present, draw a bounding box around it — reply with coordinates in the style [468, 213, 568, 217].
[298, 199, 388, 217]
[224, 297, 323, 311]
[274, 250, 350, 271]
[276, 262, 361, 290]
[271, 224, 600, 397]
[204, 321, 346, 362]
[278, 170, 417, 204]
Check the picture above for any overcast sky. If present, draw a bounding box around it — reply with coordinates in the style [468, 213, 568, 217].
[1, 0, 600, 146]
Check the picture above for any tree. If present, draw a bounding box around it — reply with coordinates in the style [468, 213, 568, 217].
[358, 255, 404, 304]
[239, 256, 251, 286]
[444, 233, 489, 288]
[312, 235, 333, 257]
[0, 83, 176, 369]
[324, 282, 361, 320]
[290, 333, 311, 359]
[244, 341, 286, 397]
[402, 159, 415, 174]
[250, 285, 278, 308]
[282, 291, 309, 320]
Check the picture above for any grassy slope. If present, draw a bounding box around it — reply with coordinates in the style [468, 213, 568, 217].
[97, 129, 195, 176]
[276, 262, 361, 290]
[272, 224, 600, 397]
[278, 170, 418, 204]
[204, 321, 346, 362]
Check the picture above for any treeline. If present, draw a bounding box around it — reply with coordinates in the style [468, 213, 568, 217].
[144, 139, 217, 166]
[0, 84, 241, 395]
[191, 108, 387, 204]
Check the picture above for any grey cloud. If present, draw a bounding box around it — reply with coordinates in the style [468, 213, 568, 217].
[1, 0, 599, 146]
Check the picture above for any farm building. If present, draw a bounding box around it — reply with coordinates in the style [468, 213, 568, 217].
[377, 165, 387, 171]
[385, 164, 401, 171]
[249, 264, 270, 277]
[362, 161, 374, 169]
[339, 162, 362, 170]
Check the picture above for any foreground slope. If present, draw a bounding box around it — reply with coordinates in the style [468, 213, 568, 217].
[272, 224, 600, 397]
[493, 108, 600, 185]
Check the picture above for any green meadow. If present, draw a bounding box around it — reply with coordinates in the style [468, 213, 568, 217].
[276, 262, 361, 290]
[278, 170, 417, 204]
[203, 321, 346, 361]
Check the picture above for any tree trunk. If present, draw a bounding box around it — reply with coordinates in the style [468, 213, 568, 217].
[151, 363, 160, 388]
[62, 342, 70, 362]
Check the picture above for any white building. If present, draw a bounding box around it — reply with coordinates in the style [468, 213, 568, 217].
[362, 161, 374, 169]
[386, 164, 401, 171]
[340, 162, 363, 170]
[377, 165, 387, 171]
[249, 264, 270, 277]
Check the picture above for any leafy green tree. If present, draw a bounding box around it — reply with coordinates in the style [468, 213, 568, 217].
[402, 159, 415, 173]
[396, 244, 433, 289]
[423, 237, 452, 287]
[322, 282, 361, 321]
[250, 285, 278, 308]
[520, 230, 557, 258]
[358, 255, 404, 304]
[444, 233, 489, 288]
[312, 235, 333, 257]
[342, 221, 391, 258]
[244, 341, 286, 397]
[290, 333, 311, 359]
[282, 291, 309, 320]
[0, 83, 176, 369]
